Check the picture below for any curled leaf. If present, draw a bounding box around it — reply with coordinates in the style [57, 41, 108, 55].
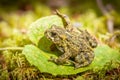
[28, 15, 63, 45]
[24, 15, 120, 75]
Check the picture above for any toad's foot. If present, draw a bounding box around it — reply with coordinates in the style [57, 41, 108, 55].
[74, 63, 88, 69]
[48, 56, 70, 65]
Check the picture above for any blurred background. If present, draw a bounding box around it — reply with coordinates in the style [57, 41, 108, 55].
[0, 0, 120, 80]
[0, 0, 120, 47]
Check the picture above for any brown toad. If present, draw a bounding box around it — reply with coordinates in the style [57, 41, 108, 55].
[44, 11, 98, 68]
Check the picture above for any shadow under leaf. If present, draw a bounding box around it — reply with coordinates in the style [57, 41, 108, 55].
[38, 36, 62, 57]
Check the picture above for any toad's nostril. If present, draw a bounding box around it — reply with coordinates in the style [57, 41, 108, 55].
[90, 42, 97, 48]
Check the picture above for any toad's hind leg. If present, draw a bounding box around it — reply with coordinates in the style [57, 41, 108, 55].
[74, 51, 94, 69]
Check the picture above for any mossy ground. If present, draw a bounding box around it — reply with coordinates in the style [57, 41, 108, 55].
[0, 0, 120, 80]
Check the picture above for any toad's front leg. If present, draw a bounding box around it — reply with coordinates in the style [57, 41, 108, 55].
[49, 53, 71, 64]
[49, 44, 72, 65]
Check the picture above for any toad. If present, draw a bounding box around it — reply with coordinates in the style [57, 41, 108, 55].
[44, 11, 98, 68]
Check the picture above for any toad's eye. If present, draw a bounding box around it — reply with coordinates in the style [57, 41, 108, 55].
[51, 32, 57, 37]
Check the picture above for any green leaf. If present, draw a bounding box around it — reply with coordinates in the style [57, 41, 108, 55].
[22, 44, 89, 75]
[25, 15, 120, 75]
[22, 44, 120, 75]
[28, 15, 63, 45]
